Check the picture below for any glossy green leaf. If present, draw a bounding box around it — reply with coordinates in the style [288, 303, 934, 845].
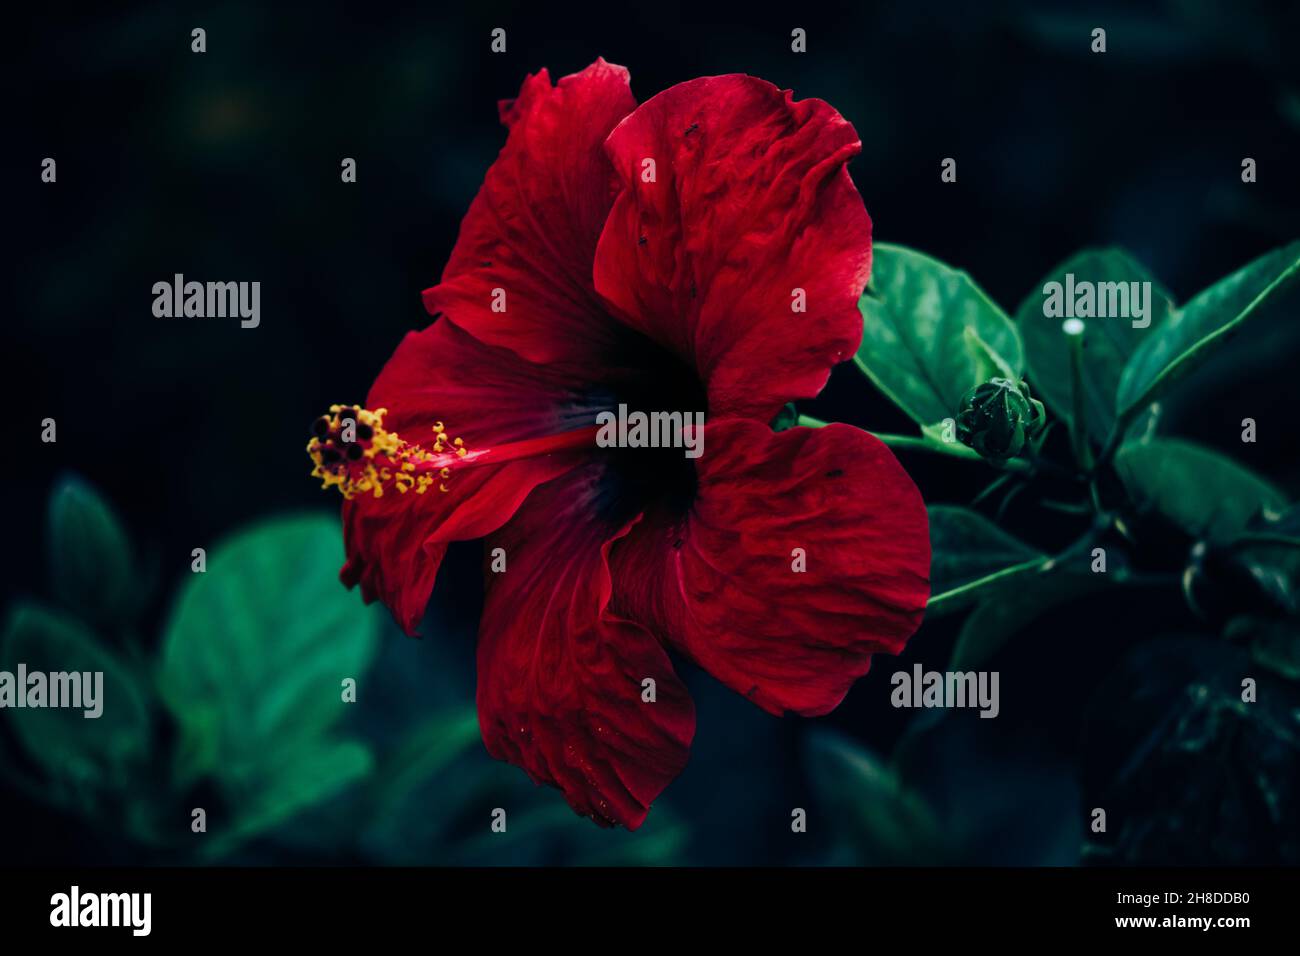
[927, 505, 1047, 616]
[1116, 242, 1300, 417]
[48, 475, 135, 625]
[158, 513, 381, 784]
[1116, 439, 1287, 543]
[856, 244, 1024, 426]
[1016, 249, 1173, 442]
[0, 601, 150, 792]
[806, 730, 944, 865]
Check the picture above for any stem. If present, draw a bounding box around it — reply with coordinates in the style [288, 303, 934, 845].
[1065, 325, 1095, 472]
[796, 415, 1032, 473]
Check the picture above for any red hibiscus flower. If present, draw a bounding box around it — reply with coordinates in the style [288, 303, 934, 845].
[307, 59, 930, 828]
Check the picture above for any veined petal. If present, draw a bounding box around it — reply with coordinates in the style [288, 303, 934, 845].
[424, 59, 637, 367]
[337, 319, 589, 635]
[477, 463, 695, 828]
[595, 74, 872, 423]
[610, 419, 929, 716]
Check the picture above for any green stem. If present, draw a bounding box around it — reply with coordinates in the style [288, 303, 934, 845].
[796, 415, 1032, 473]
[1065, 327, 1095, 472]
[795, 414, 830, 428]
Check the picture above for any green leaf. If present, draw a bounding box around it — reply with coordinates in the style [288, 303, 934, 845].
[856, 244, 1024, 426]
[927, 505, 1047, 616]
[950, 571, 1112, 671]
[369, 709, 482, 825]
[158, 513, 381, 784]
[963, 326, 1018, 383]
[48, 475, 135, 625]
[0, 602, 150, 793]
[806, 730, 944, 866]
[1235, 503, 1300, 548]
[1116, 242, 1300, 417]
[1244, 619, 1300, 682]
[208, 737, 373, 856]
[1016, 249, 1173, 442]
[1116, 439, 1287, 543]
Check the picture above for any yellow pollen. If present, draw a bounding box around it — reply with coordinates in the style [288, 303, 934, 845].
[306, 404, 469, 499]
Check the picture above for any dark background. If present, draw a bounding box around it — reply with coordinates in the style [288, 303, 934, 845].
[6, 0, 1300, 865]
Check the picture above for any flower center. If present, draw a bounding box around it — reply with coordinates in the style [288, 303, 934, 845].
[307, 404, 600, 499]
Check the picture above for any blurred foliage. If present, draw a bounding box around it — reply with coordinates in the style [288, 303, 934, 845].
[807, 721, 1081, 866]
[0, 484, 688, 864]
[1082, 637, 1300, 864]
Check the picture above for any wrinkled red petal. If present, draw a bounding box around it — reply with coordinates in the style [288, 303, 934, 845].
[340, 319, 587, 635]
[477, 464, 695, 828]
[424, 59, 636, 366]
[594, 74, 871, 423]
[609, 420, 929, 716]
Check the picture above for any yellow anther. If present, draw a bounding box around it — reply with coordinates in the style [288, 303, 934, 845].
[307, 406, 473, 500]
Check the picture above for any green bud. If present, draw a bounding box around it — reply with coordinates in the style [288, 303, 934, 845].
[955, 378, 1045, 462]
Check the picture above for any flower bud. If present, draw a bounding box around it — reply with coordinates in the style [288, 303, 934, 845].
[955, 377, 1045, 462]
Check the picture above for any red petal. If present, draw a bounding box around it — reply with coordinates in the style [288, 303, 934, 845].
[477, 464, 695, 828]
[610, 420, 929, 716]
[594, 75, 871, 422]
[424, 59, 636, 366]
[340, 319, 587, 635]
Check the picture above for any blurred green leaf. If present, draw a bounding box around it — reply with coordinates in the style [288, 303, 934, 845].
[157, 513, 380, 806]
[1225, 615, 1300, 682]
[806, 730, 944, 865]
[0, 601, 150, 796]
[1016, 249, 1173, 442]
[1226, 505, 1300, 617]
[1236, 503, 1300, 548]
[368, 708, 481, 827]
[1083, 637, 1300, 864]
[927, 505, 1047, 616]
[48, 475, 135, 625]
[894, 715, 1082, 866]
[1116, 241, 1300, 418]
[1116, 439, 1287, 543]
[209, 738, 373, 857]
[856, 244, 1024, 427]
[950, 570, 1113, 670]
[357, 705, 691, 866]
